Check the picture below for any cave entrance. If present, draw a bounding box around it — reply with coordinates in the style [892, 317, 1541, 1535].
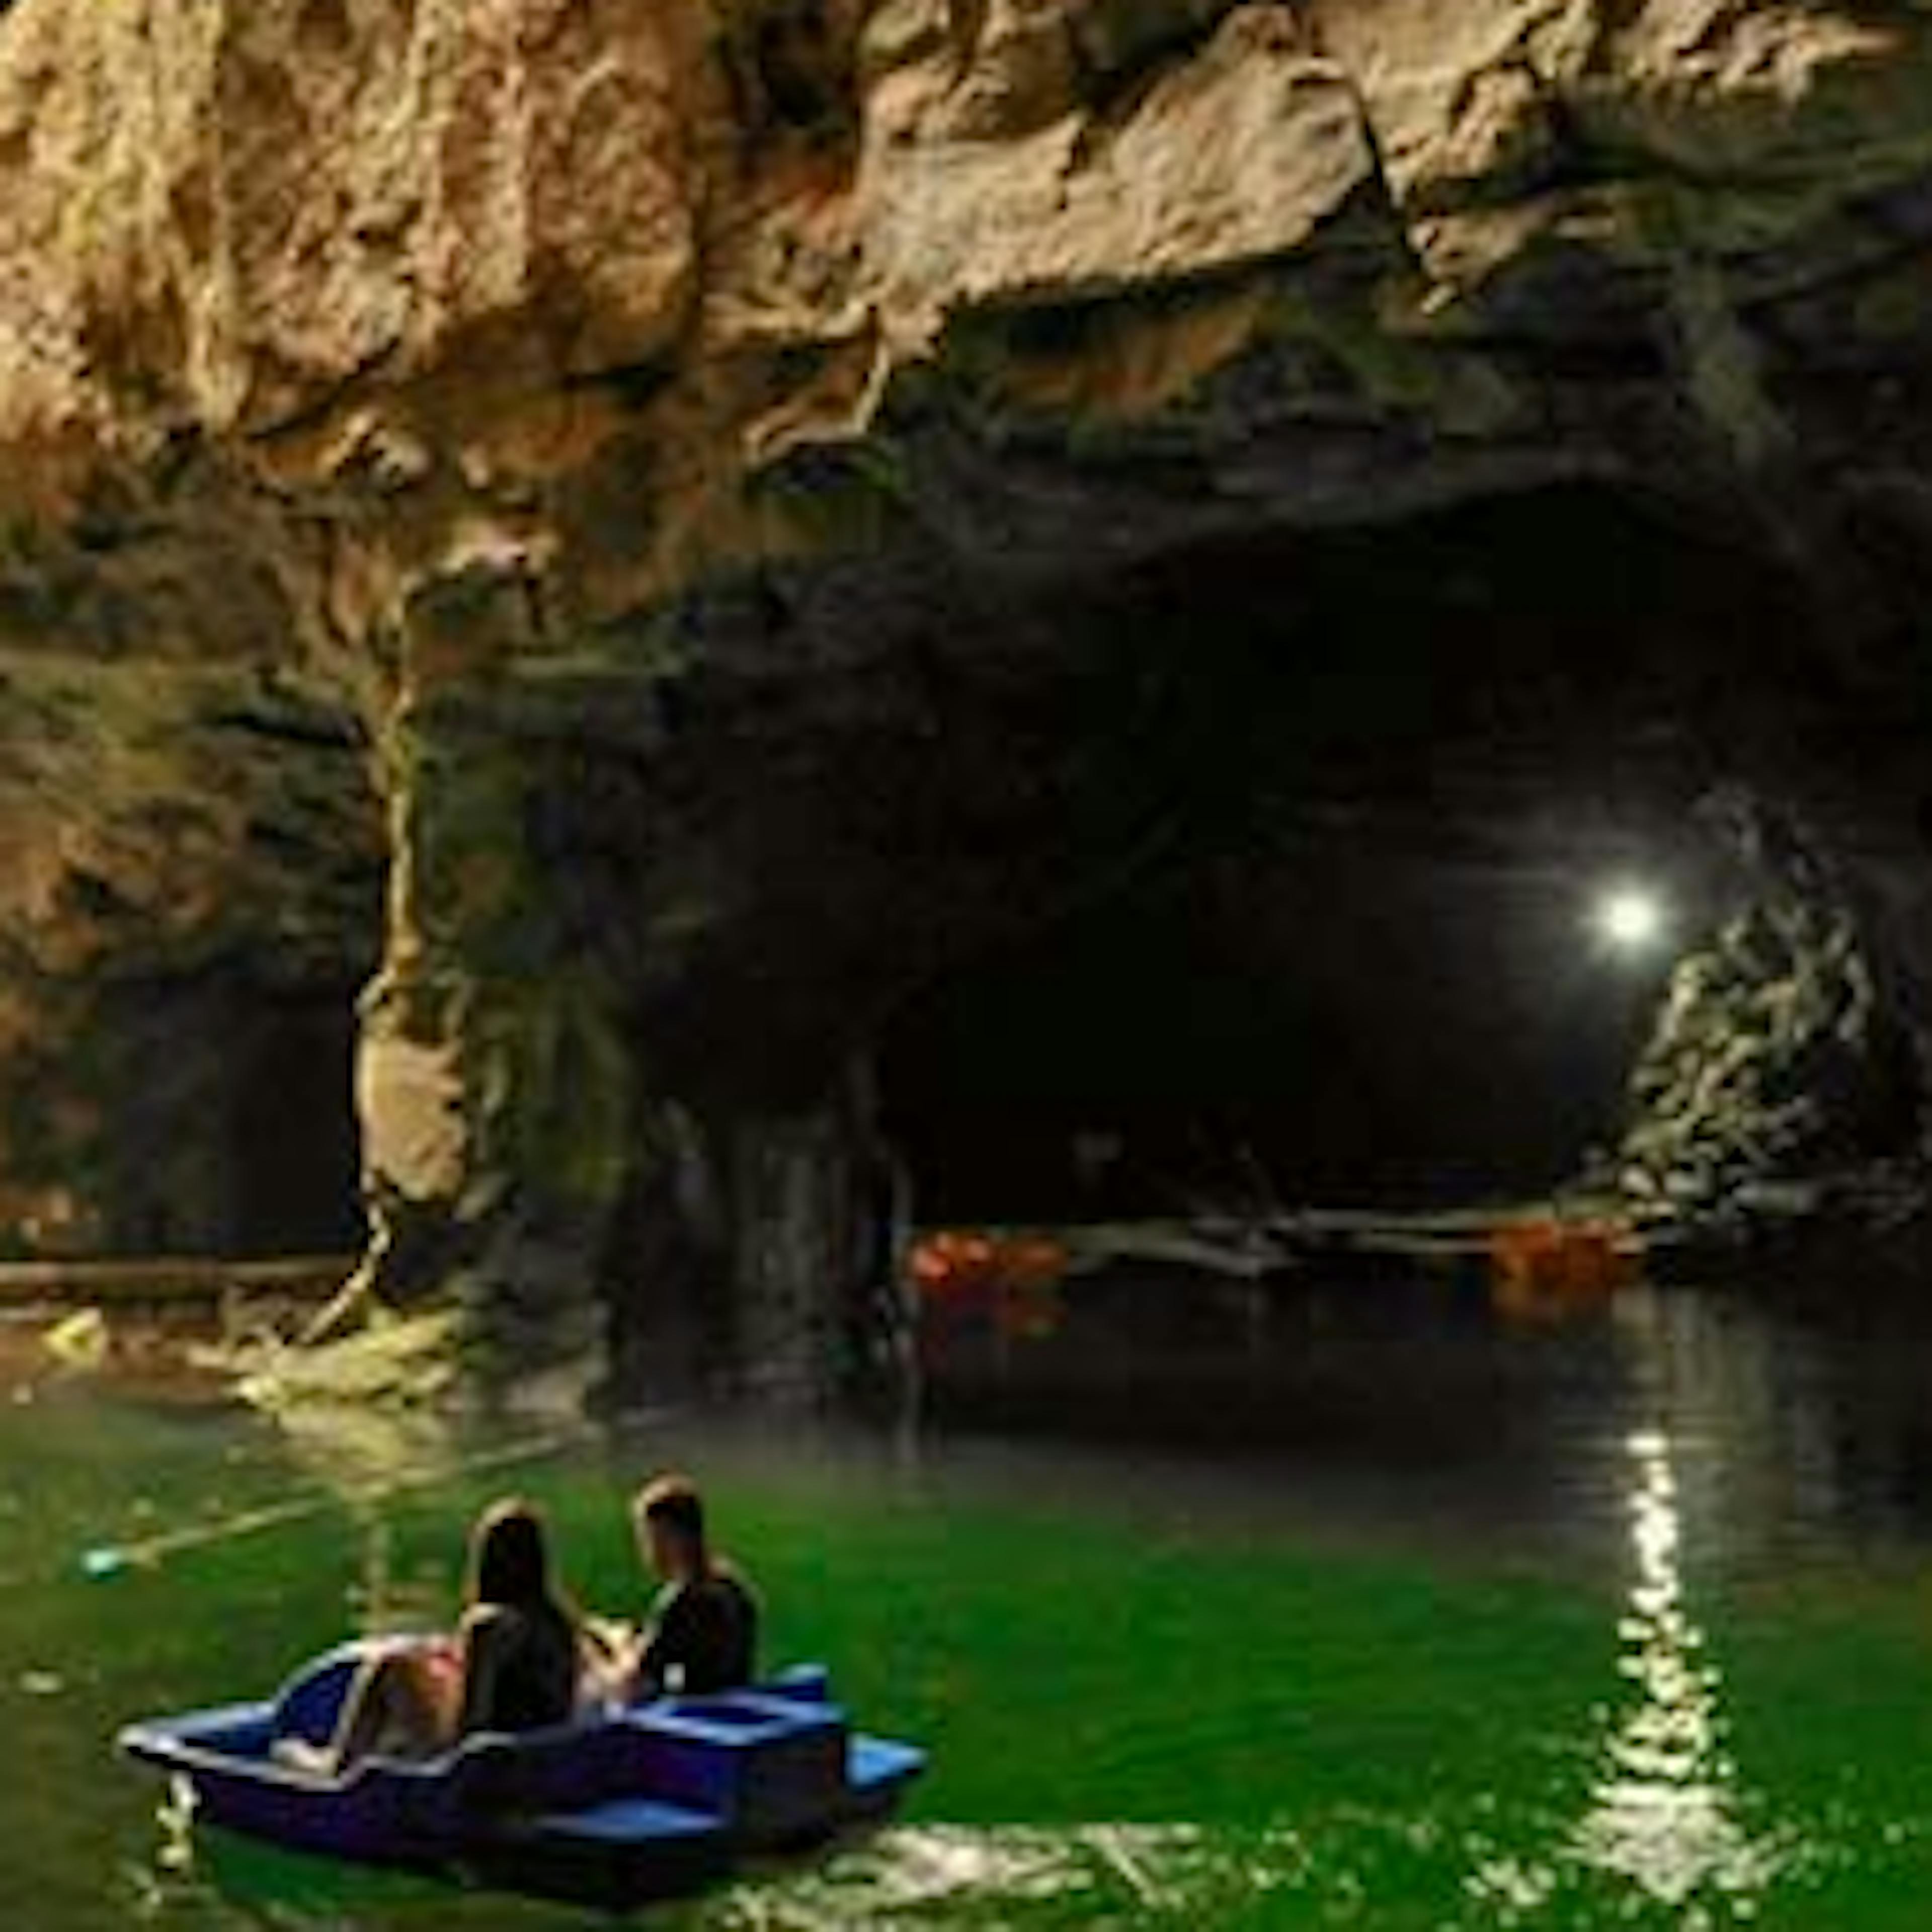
[228, 991, 365, 1257]
[876, 479, 1812, 1224]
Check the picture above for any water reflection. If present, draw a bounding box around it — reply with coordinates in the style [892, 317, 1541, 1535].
[1564, 1426, 1778, 1906]
[1464, 1417, 1819, 1924]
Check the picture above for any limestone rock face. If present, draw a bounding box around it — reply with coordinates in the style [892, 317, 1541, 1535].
[1620, 897, 1910, 1211]
[0, 0, 702, 460]
[1, 0, 1931, 1398]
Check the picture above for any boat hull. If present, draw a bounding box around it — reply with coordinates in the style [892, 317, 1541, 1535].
[121, 1649, 924, 1908]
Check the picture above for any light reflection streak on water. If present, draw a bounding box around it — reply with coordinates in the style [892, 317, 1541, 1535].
[1562, 1425, 1785, 1910]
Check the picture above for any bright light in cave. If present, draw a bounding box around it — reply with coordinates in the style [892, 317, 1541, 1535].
[1594, 884, 1669, 956]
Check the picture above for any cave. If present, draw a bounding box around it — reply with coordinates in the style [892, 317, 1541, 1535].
[871, 477, 1869, 1225]
[60, 970, 375, 1263]
[394, 461, 1926, 1408]
[359, 458, 1916, 1420]
[9, 0, 1932, 1411]
[0, 649, 388, 1264]
[229, 994, 366, 1257]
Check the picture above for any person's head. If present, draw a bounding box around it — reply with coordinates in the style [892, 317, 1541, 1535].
[634, 1472, 708, 1582]
[467, 1496, 553, 1609]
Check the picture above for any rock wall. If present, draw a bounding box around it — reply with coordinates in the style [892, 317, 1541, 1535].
[1621, 894, 1912, 1211]
[0, 650, 381, 1254]
[2, 2, 1931, 1401]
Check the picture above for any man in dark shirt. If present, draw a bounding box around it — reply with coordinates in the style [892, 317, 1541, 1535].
[629, 1473, 759, 1697]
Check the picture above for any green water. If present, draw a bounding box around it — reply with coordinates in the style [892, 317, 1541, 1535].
[9, 1283, 1932, 1927]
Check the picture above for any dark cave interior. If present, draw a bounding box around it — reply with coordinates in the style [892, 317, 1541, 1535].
[73, 968, 372, 1261]
[229, 994, 365, 1256]
[879, 851, 1685, 1219]
[876, 478, 1843, 1221]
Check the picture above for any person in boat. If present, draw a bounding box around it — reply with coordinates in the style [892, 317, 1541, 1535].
[290, 1496, 580, 1772]
[620, 1473, 760, 1698]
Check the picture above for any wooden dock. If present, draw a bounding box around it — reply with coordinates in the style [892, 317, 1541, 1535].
[1051, 1203, 1645, 1279]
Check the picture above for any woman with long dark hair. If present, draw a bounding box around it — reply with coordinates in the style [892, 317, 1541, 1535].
[295, 1496, 580, 1773]
[456, 1496, 579, 1735]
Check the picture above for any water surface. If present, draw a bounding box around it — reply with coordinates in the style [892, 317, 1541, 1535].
[7, 1278, 1932, 1928]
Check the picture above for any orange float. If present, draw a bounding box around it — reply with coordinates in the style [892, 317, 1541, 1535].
[1488, 1217, 1636, 1323]
[908, 1230, 1070, 1343]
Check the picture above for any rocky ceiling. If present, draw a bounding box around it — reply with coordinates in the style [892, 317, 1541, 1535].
[1, 0, 1930, 1405]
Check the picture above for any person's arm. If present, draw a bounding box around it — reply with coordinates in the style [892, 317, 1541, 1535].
[630, 1584, 691, 1698]
[579, 1613, 636, 1662]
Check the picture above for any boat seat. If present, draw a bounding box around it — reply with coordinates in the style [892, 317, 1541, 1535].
[623, 1689, 851, 1844]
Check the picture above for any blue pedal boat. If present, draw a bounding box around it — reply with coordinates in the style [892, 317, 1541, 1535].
[119, 1645, 926, 1909]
